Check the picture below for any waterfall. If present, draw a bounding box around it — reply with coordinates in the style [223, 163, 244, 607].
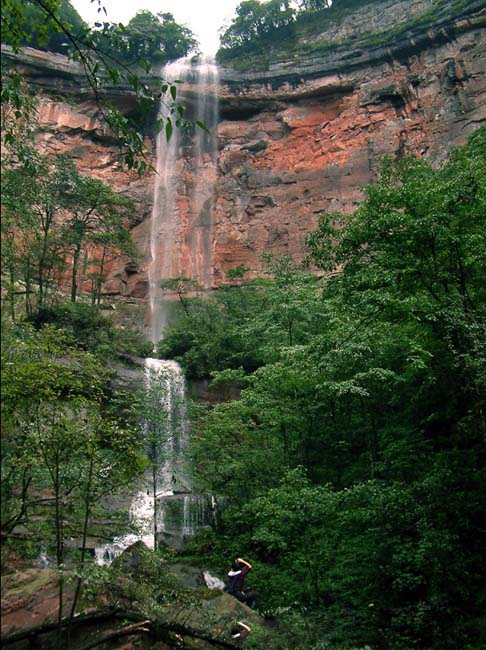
[147, 56, 219, 345]
[96, 58, 220, 565]
[95, 357, 222, 564]
[144, 357, 188, 488]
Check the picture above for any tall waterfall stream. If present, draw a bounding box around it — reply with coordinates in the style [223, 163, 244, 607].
[148, 55, 219, 342]
[96, 57, 219, 567]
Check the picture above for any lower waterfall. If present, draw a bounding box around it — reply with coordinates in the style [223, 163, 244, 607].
[96, 359, 216, 565]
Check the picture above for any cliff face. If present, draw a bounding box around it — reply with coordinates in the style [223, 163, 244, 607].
[2, 45, 156, 299]
[212, 0, 485, 281]
[3, 0, 485, 297]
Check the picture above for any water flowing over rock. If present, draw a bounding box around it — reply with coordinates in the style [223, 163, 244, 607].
[96, 358, 213, 564]
[147, 56, 219, 343]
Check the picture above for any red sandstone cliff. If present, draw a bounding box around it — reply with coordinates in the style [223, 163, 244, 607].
[2, 0, 485, 298]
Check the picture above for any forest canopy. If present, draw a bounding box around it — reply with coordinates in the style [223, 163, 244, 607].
[1, 1, 197, 63]
[163, 128, 486, 650]
[218, 0, 386, 55]
[0, 0, 86, 55]
[91, 11, 198, 66]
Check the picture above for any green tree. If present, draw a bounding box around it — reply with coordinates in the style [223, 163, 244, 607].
[1, 1, 196, 174]
[297, 0, 331, 10]
[1, 157, 75, 314]
[57, 158, 136, 303]
[5, 0, 86, 55]
[1, 154, 138, 312]
[1, 166, 38, 318]
[95, 11, 197, 66]
[159, 262, 324, 378]
[307, 127, 486, 446]
[67, 406, 143, 620]
[1, 321, 143, 647]
[184, 128, 486, 649]
[260, 254, 321, 347]
[159, 276, 202, 317]
[219, 0, 295, 50]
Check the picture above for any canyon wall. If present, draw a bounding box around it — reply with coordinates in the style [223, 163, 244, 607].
[2, 0, 485, 298]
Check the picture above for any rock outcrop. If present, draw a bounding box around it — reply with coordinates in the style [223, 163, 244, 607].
[212, 0, 485, 280]
[2, 0, 485, 297]
[1, 542, 270, 649]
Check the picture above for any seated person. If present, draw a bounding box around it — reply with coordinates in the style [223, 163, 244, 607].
[225, 558, 256, 608]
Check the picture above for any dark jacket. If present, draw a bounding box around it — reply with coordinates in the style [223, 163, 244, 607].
[227, 566, 250, 593]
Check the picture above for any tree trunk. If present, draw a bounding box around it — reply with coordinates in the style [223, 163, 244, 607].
[38, 209, 54, 308]
[25, 258, 32, 317]
[95, 247, 107, 305]
[70, 455, 94, 619]
[54, 457, 65, 650]
[152, 466, 158, 552]
[71, 241, 82, 303]
[8, 264, 16, 321]
[1, 608, 241, 649]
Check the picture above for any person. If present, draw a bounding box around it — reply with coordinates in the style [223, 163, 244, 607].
[230, 621, 251, 645]
[225, 557, 257, 609]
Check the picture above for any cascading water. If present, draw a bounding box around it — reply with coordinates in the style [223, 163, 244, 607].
[96, 57, 220, 565]
[96, 357, 215, 564]
[148, 55, 219, 343]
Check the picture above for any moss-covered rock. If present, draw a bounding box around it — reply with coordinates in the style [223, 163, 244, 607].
[1, 542, 274, 648]
[1, 568, 74, 635]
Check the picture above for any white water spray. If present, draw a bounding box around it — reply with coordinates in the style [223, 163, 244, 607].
[147, 56, 219, 344]
[96, 358, 190, 564]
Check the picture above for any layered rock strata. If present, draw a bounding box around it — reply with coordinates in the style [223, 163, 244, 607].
[212, 0, 485, 280]
[2, 0, 485, 295]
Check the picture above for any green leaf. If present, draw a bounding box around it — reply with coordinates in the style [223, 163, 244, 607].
[165, 118, 173, 141]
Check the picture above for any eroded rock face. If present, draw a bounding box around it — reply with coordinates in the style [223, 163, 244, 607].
[3, 0, 485, 298]
[34, 95, 156, 300]
[212, 1, 485, 281]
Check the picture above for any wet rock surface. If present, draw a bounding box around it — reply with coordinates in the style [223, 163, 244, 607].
[1, 568, 74, 635]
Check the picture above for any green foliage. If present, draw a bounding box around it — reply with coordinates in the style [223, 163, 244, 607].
[159, 259, 324, 378]
[1, 318, 145, 630]
[54, 156, 136, 304]
[0, 73, 40, 170]
[1, 2, 197, 174]
[220, 0, 296, 50]
[225, 264, 250, 280]
[1, 153, 139, 316]
[0, 0, 86, 55]
[157, 287, 265, 377]
[176, 130, 486, 649]
[217, 0, 334, 63]
[93, 11, 197, 66]
[1, 319, 142, 527]
[29, 302, 152, 359]
[217, 0, 468, 72]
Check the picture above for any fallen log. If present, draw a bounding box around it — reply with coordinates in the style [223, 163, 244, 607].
[0, 607, 240, 649]
[76, 621, 151, 650]
[0, 607, 121, 645]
